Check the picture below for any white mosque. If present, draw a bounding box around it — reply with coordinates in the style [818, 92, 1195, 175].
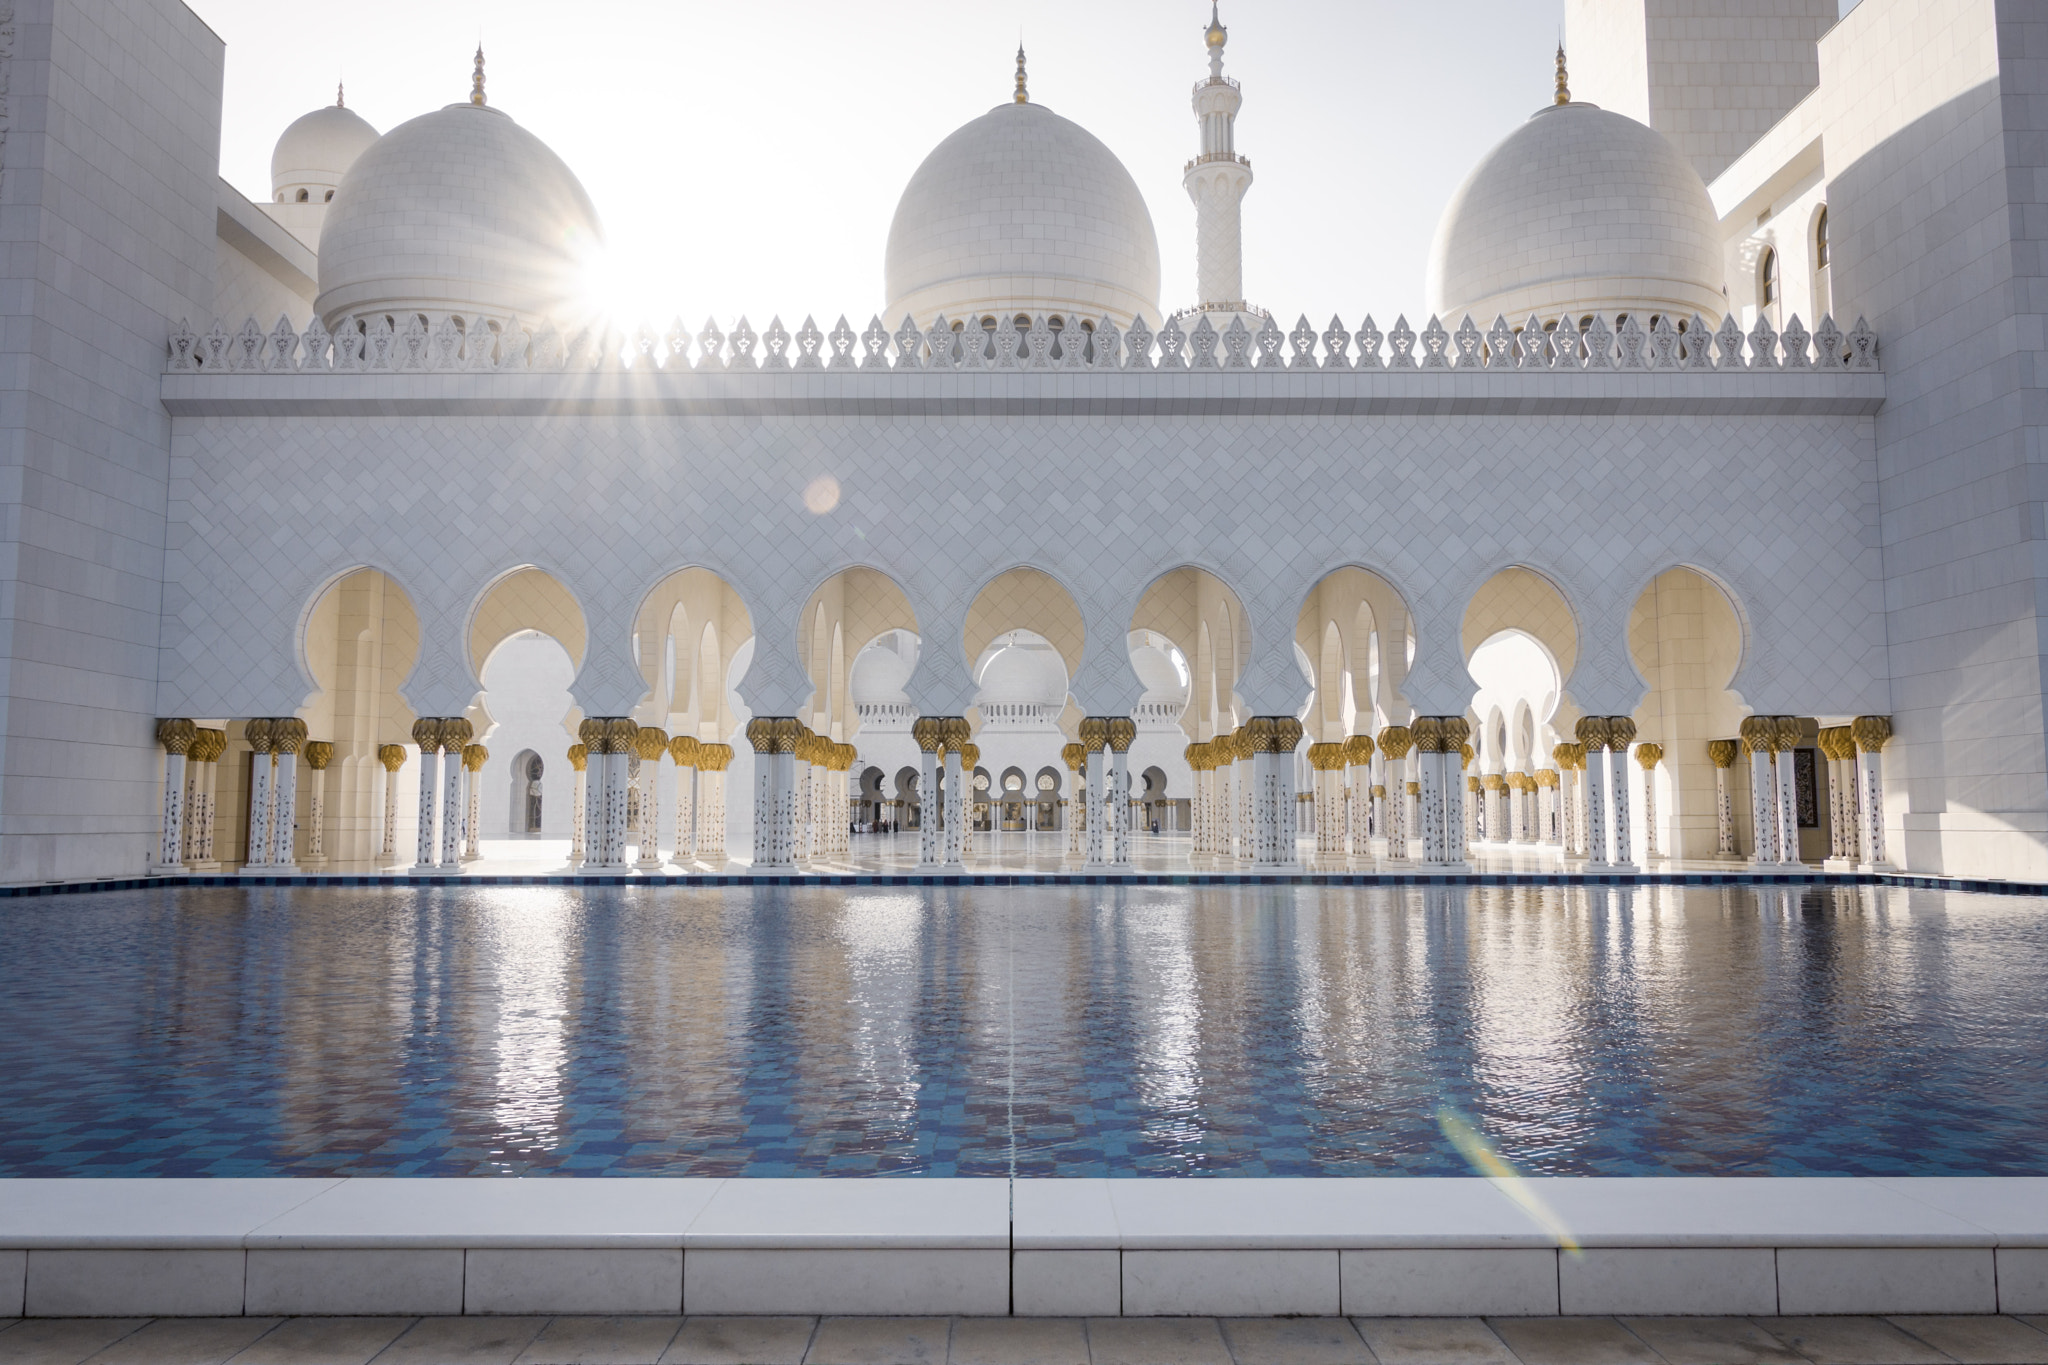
[7, 0, 2035, 884]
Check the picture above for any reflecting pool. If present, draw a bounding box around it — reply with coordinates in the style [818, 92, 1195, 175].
[1, 883, 2043, 1177]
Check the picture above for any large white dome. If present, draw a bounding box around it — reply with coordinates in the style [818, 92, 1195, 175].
[885, 101, 1161, 330]
[271, 103, 379, 203]
[315, 102, 603, 328]
[1426, 101, 1725, 328]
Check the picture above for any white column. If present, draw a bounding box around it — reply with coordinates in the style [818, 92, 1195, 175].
[1416, 739, 1446, 865]
[1773, 723, 1802, 868]
[1109, 722, 1134, 865]
[1582, 740, 1611, 866]
[1742, 718, 1779, 865]
[439, 743, 464, 868]
[1709, 741, 1738, 858]
[698, 760, 727, 865]
[748, 719, 793, 871]
[153, 721, 192, 872]
[411, 725, 440, 873]
[675, 755, 697, 868]
[303, 747, 329, 866]
[1605, 724, 1637, 869]
[942, 744, 965, 869]
[1854, 716, 1894, 871]
[464, 753, 483, 862]
[1347, 746, 1373, 867]
[1083, 726, 1109, 868]
[1642, 765, 1659, 859]
[1381, 734, 1408, 861]
[1065, 756, 1086, 864]
[637, 734, 665, 869]
[915, 723, 942, 868]
[245, 722, 276, 870]
[272, 748, 300, 869]
[379, 746, 403, 863]
[570, 762, 587, 865]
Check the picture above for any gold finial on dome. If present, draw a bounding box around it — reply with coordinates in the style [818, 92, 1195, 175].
[1206, 2, 1227, 49]
[471, 45, 487, 106]
[1014, 44, 1028, 104]
[1554, 42, 1570, 106]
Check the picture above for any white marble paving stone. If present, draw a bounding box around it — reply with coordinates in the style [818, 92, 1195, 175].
[510, 1315, 684, 1365]
[682, 1179, 1007, 1249]
[1340, 1249, 1557, 1317]
[682, 1250, 1008, 1317]
[1083, 1317, 1232, 1365]
[243, 1248, 461, 1316]
[945, 1317, 1090, 1365]
[75, 1317, 278, 1365]
[1216, 1317, 1373, 1365]
[0, 1181, 340, 1249]
[1777, 1248, 1998, 1315]
[1616, 1316, 1807, 1365]
[656, 1316, 816, 1365]
[1010, 1251, 1120, 1317]
[0, 1319, 151, 1365]
[1009, 1180, 1119, 1250]
[1483, 1316, 1664, 1365]
[1512, 1178, 1990, 1248]
[1121, 1250, 1339, 1318]
[1885, 1315, 2048, 1364]
[2009, 1253, 2048, 1315]
[219, 1315, 417, 1365]
[1559, 1248, 1777, 1316]
[25, 1251, 246, 1318]
[801, 1316, 949, 1365]
[247, 1177, 721, 1247]
[1349, 1317, 1517, 1365]
[372, 1316, 549, 1365]
[466, 1249, 683, 1315]
[1102, 1179, 1544, 1249]
[1752, 1316, 1950, 1365]
[0, 1255, 20, 1320]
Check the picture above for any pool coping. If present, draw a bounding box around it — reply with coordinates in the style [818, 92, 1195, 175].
[1, 869, 2039, 897]
[3, 1177, 2046, 1318]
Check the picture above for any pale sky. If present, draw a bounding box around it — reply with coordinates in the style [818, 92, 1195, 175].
[186, 0, 1852, 332]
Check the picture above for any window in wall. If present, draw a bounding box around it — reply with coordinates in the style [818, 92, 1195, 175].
[1815, 208, 1829, 268]
[1760, 248, 1779, 308]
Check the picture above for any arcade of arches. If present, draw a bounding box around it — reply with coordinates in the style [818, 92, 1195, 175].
[150, 563, 1896, 877]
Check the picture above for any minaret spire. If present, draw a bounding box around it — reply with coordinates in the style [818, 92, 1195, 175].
[1014, 45, 1028, 104]
[336, 80, 345, 109]
[1185, 2, 1253, 314]
[471, 45, 487, 107]
[1555, 42, 1571, 105]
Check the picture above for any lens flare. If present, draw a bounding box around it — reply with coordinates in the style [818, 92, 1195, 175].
[1437, 1106, 1581, 1255]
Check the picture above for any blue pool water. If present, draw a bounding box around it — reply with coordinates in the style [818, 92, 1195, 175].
[1, 882, 2044, 1178]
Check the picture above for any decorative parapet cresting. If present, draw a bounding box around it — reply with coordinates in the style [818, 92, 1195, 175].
[165, 308, 1879, 376]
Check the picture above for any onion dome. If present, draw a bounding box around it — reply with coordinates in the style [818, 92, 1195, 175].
[271, 90, 379, 206]
[885, 72, 1161, 330]
[1425, 89, 1725, 328]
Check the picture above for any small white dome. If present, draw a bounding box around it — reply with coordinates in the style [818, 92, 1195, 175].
[1426, 101, 1725, 327]
[271, 103, 379, 201]
[885, 101, 1161, 329]
[316, 102, 603, 328]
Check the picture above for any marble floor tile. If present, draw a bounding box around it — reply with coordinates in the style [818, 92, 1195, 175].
[1349, 1318, 1513, 1365]
[226, 1317, 416, 1365]
[513, 1317, 685, 1365]
[1484, 1317, 1664, 1365]
[1887, 1316, 2048, 1364]
[944, 1318, 1087, 1365]
[1083, 1318, 1231, 1365]
[82, 1318, 280, 1365]
[373, 1317, 549, 1365]
[660, 1318, 816, 1365]
[1218, 1318, 1373, 1365]
[1618, 1318, 1805, 1365]
[0, 1322, 149, 1365]
[804, 1318, 949, 1365]
[1752, 1317, 1948, 1365]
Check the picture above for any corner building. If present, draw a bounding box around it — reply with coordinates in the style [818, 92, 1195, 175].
[4, 0, 2040, 882]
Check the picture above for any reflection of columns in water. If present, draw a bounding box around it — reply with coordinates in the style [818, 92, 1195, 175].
[1707, 739, 1739, 858]
[153, 719, 195, 872]
[1852, 715, 1894, 871]
[913, 718, 943, 868]
[1108, 717, 1136, 865]
[304, 741, 334, 865]
[461, 742, 488, 862]
[566, 743, 588, 865]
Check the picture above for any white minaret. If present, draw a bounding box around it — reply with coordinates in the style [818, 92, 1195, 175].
[1184, 3, 1253, 314]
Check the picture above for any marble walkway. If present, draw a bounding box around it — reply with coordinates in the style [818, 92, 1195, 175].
[3, 1312, 2047, 1365]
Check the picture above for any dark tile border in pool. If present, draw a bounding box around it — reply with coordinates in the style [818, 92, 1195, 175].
[1, 869, 2042, 898]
